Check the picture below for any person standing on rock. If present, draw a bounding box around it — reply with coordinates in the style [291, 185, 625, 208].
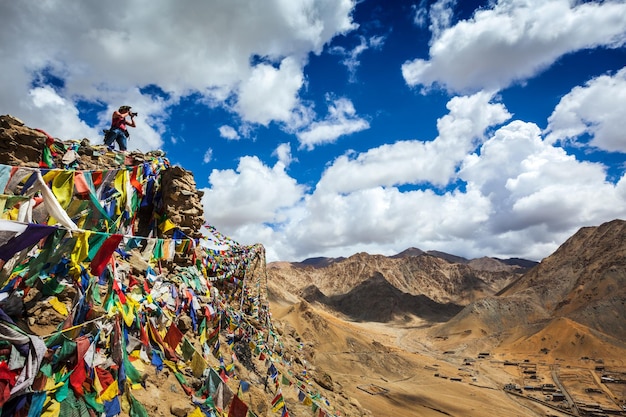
[104, 105, 136, 151]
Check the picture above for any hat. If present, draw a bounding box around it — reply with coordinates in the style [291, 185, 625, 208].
[119, 105, 132, 111]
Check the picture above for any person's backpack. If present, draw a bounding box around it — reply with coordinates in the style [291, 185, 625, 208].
[103, 129, 114, 143]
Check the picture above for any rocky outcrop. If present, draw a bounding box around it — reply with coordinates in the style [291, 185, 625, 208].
[0, 114, 204, 240]
[160, 166, 205, 238]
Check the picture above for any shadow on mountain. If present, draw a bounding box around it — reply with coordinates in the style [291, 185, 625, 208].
[292, 256, 346, 268]
[302, 272, 463, 323]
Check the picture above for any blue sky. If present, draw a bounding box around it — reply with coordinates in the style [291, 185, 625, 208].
[1, 0, 626, 262]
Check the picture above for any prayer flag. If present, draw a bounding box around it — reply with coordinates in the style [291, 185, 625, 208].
[99, 380, 119, 402]
[188, 408, 204, 417]
[128, 391, 150, 417]
[191, 350, 206, 378]
[164, 322, 184, 350]
[90, 234, 123, 276]
[228, 394, 249, 417]
[104, 395, 121, 417]
[240, 380, 250, 393]
[271, 391, 285, 413]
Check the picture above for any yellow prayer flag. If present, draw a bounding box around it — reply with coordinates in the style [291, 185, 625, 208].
[188, 407, 205, 417]
[41, 398, 61, 417]
[94, 370, 104, 403]
[42, 170, 60, 183]
[191, 350, 207, 378]
[114, 170, 128, 216]
[44, 378, 65, 392]
[48, 297, 68, 317]
[70, 231, 91, 277]
[159, 218, 177, 233]
[51, 171, 75, 209]
[114, 302, 134, 327]
[99, 380, 119, 402]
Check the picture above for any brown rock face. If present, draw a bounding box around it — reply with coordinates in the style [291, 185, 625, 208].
[160, 165, 205, 238]
[0, 115, 47, 166]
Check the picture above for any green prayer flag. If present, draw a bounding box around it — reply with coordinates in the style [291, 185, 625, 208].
[174, 371, 188, 387]
[281, 374, 290, 385]
[87, 232, 108, 260]
[124, 354, 143, 384]
[181, 337, 195, 361]
[41, 146, 55, 168]
[153, 239, 163, 260]
[41, 277, 66, 297]
[84, 392, 104, 414]
[54, 372, 71, 403]
[57, 337, 78, 363]
[60, 389, 91, 417]
[40, 362, 53, 377]
[128, 391, 150, 417]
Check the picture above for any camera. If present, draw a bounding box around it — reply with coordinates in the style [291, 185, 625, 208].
[130, 112, 138, 117]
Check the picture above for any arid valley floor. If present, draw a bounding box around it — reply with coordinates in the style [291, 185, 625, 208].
[269, 274, 626, 417]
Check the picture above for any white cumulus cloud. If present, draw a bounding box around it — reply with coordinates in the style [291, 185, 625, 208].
[545, 67, 626, 153]
[218, 125, 240, 141]
[0, 0, 357, 148]
[402, 0, 626, 93]
[316, 91, 510, 192]
[297, 97, 370, 150]
[201, 156, 307, 231]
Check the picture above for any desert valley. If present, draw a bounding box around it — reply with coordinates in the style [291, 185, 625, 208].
[266, 221, 626, 416]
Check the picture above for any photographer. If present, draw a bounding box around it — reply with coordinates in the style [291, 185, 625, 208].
[104, 105, 136, 151]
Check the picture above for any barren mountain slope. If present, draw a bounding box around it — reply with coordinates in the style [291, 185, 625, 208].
[500, 219, 626, 339]
[268, 294, 555, 417]
[430, 219, 626, 357]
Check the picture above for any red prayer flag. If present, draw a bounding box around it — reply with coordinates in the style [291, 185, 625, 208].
[140, 322, 150, 347]
[130, 167, 143, 196]
[91, 171, 103, 188]
[90, 234, 123, 277]
[94, 367, 114, 394]
[148, 320, 178, 360]
[69, 336, 91, 396]
[227, 394, 248, 417]
[0, 361, 18, 407]
[128, 274, 139, 288]
[164, 322, 184, 350]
